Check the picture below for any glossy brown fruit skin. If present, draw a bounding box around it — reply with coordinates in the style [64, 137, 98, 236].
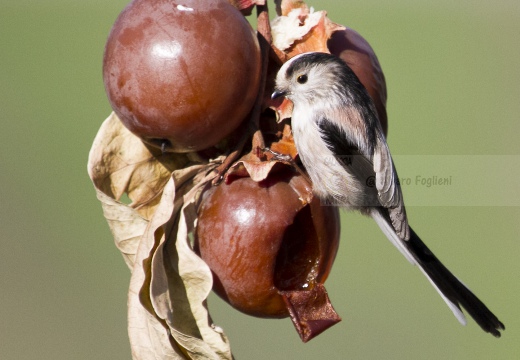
[195, 170, 340, 318]
[328, 27, 388, 136]
[103, 0, 261, 152]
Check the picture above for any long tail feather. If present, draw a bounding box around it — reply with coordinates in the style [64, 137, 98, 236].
[371, 209, 505, 337]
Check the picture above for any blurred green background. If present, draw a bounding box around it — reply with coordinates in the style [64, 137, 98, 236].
[1, 0, 518, 359]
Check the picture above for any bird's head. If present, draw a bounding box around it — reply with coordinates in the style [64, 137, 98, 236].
[272, 52, 348, 106]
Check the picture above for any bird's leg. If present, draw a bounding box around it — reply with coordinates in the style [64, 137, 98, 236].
[261, 147, 312, 185]
[261, 147, 292, 162]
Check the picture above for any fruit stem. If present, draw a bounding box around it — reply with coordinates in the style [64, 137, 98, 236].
[249, 3, 272, 150]
[211, 122, 250, 185]
[211, 2, 274, 184]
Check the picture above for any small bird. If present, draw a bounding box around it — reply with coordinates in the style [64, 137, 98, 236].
[272, 51, 504, 337]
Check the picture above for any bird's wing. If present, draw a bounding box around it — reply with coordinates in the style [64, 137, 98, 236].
[317, 117, 374, 179]
[317, 109, 409, 240]
[373, 136, 409, 240]
[317, 116, 382, 210]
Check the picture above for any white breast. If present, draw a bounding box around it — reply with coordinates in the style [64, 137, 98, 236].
[291, 108, 373, 209]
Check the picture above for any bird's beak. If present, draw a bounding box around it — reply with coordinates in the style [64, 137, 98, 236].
[271, 89, 286, 100]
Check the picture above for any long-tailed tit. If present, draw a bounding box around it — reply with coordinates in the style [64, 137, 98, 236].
[272, 52, 504, 337]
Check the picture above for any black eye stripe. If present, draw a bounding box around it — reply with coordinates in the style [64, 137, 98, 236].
[297, 74, 308, 84]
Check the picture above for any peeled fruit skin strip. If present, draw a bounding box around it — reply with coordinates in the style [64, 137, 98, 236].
[280, 284, 342, 343]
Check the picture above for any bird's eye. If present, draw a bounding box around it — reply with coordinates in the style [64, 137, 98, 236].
[296, 74, 308, 84]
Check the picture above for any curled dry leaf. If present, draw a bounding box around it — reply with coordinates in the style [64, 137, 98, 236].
[271, 6, 344, 56]
[88, 113, 232, 359]
[226, 150, 279, 182]
[156, 167, 233, 359]
[271, 6, 322, 52]
[88, 112, 187, 268]
[225, 124, 299, 183]
[286, 10, 343, 57]
[93, 190, 148, 269]
[88, 112, 189, 221]
[127, 177, 188, 359]
[129, 167, 232, 360]
[269, 123, 298, 160]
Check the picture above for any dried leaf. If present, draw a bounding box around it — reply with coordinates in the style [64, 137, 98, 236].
[127, 305, 187, 359]
[286, 11, 342, 57]
[225, 127, 299, 183]
[95, 190, 148, 269]
[128, 178, 187, 359]
[269, 124, 298, 159]
[271, 7, 321, 51]
[89, 112, 232, 359]
[227, 151, 281, 182]
[271, 6, 344, 56]
[150, 166, 233, 360]
[127, 165, 232, 360]
[87, 113, 184, 269]
[88, 112, 189, 220]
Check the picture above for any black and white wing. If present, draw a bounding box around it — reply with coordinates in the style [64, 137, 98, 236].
[373, 134, 410, 240]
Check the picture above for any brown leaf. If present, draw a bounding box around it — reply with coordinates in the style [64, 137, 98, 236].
[87, 112, 187, 269]
[152, 166, 233, 359]
[94, 190, 148, 269]
[226, 151, 281, 182]
[225, 126, 299, 183]
[286, 11, 342, 57]
[128, 166, 233, 360]
[269, 124, 298, 159]
[271, 6, 344, 56]
[127, 304, 187, 359]
[88, 112, 189, 220]
[89, 113, 232, 359]
[271, 7, 320, 52]
[127, 178, 188, 359]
